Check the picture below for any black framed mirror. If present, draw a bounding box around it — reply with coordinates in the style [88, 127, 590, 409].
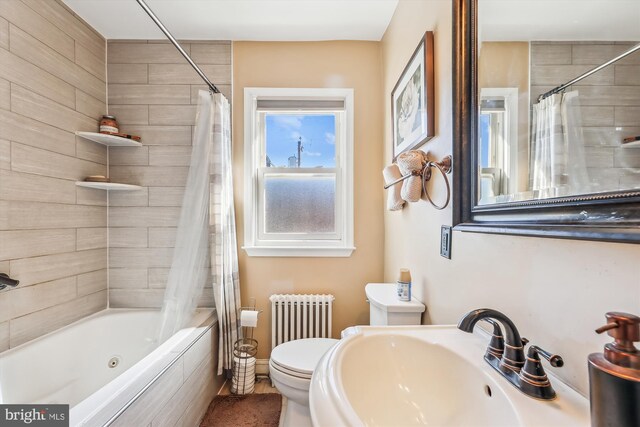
[452, 0, 640, 243]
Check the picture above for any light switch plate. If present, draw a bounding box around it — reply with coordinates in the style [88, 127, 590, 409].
[441, 225, 452, 259]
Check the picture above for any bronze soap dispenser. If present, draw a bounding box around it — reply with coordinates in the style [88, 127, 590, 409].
[588, 312, 640, 427]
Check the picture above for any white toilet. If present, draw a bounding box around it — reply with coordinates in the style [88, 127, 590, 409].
[269, 283, 425, 426]
[365, 282, 426, 325]
[269, 338, 338, 427]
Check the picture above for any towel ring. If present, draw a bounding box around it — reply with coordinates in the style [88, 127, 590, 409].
[422, 155, 452, 210]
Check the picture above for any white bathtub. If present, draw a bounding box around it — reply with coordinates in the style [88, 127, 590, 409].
[0, 308, 219, 426]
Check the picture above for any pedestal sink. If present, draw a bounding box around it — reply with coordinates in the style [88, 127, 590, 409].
[309, 326, 589, 427]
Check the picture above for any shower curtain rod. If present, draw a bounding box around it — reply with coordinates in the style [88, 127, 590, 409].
[135, 0, 220, 94]
[538, 42, 640, 102]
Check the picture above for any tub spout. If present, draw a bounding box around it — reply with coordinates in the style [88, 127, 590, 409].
[0, 273, 19, 290]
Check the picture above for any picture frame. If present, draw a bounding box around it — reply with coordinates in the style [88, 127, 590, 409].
[391, 31, 435, 160]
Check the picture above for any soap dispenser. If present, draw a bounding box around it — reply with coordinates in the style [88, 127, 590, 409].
[588, 312, 640, 427]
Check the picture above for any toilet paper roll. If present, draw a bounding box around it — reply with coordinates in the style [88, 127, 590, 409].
[240, 310, 259, 327]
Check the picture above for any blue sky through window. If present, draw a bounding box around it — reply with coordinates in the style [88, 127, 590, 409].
[480, 113, 490, 168]
[265, 114, 336, 168]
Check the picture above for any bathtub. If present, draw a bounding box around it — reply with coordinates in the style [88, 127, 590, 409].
[0, 308, 222, 427]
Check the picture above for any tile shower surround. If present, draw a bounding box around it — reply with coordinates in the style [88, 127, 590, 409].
[530, 42, 640, 193]
[0, 0, 108, 350]
[107, 40, 231, 309]
[0, 1, 233, 348]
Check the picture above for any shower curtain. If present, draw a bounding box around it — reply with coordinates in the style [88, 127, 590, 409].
[157, 90, 241, 377]
[529, 91, 590, 198]
[210, 92, 242, 376]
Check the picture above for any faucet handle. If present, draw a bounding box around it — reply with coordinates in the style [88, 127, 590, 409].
[518, 345, 563, 400]
[483, 319, 504, 359]
[534, 345, 564, 368]
[520, 345, 563, 384]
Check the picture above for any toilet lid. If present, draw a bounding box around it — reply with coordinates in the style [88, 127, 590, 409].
[270, 338, 338, 377]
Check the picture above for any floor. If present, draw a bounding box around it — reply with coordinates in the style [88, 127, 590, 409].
[217, 376, 286, 427]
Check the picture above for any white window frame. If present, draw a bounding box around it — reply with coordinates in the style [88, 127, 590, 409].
[480, 87, 519, 196]
[243, 87, 355, 257]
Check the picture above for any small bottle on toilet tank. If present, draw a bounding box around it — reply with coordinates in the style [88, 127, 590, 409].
[397, 268, 412, 301]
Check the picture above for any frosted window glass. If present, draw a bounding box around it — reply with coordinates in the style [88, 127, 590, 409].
[264, 175, 336, 233]
[264, 114, 336, 168]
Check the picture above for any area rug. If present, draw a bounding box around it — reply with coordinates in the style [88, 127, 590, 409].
[200, 393, 282, 427]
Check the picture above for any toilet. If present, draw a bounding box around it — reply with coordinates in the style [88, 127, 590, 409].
[365, 282, 426, 325]
[269, 283, 425, 426]
[269, 338, 338, 427]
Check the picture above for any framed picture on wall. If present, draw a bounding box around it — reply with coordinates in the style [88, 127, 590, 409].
[391, 31, 435, 160]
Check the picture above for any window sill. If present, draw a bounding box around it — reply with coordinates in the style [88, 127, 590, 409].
[242, 246, 356, 258]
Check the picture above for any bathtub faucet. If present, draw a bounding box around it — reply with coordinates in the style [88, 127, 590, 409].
[458, 308, 562, 400]
[0, 273, 19, 291]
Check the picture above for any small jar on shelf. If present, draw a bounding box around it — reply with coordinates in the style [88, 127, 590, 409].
[99, 115, 119, 134]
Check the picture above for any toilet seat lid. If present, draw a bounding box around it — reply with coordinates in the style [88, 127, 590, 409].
[271, 338, 338, 376]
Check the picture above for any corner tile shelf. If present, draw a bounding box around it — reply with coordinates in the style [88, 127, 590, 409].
[75, 131, 142, 190]
[75, 131, 142, 147]
[76, 182, 141, 191]
[622, 140, 640, 148]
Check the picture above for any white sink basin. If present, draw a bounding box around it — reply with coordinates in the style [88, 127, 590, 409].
[309, 326, 590, 427]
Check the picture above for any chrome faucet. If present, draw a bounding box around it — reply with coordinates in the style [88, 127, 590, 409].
[458, 308, 563, 400]
[0, 273, 19, 291]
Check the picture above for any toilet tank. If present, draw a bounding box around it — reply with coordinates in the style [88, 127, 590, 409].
[365, 283, 426, 326]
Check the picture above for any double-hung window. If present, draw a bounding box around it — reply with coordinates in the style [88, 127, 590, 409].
[243, 88, 354, 257]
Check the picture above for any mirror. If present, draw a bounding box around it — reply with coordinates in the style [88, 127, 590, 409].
[452, 0, 640, 243]
[477, 0, 640, 205]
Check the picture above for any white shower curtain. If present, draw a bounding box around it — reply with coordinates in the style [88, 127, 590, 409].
[158, 91, 241, 377]
[158, 90, 215, 343]
[529, 91, 590, 198]
[210, 92, 242, 376]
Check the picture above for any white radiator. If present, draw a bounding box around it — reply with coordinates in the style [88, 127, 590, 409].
[269, 294, 335, 350]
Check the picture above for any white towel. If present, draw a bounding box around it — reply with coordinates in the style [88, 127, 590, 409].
[397, 150, 426, 202]
[383, 164, 405, 211]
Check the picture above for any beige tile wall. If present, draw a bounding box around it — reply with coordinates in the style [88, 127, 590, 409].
[107, 40, 231, 308]
[0, 0, 107, 350]
[531, 42, 640, 193]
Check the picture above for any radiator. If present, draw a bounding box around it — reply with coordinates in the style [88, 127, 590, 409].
[269, 294, 335, 350]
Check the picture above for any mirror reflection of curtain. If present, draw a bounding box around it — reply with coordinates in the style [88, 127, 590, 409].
[529, 91, 590, 198]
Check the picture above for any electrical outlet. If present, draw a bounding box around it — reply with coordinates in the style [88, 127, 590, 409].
[440, 225, 452, 259]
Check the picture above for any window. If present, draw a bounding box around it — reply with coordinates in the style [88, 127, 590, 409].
[478, 88, 519, 203]
[243, 88, 354, 257]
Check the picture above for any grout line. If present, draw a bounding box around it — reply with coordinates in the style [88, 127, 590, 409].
[105, 37, 109, 115]
[106, 142, 110, 309]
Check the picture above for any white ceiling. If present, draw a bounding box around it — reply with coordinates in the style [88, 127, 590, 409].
[480, 0, 640, 41]
[62, 0, 399, 41]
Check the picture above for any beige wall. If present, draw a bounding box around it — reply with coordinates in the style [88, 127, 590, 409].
[382, 0, 640, 395]
[233, 41, 385, 359]
[0, 0, 108, 349]
[106, 40, 231, 308]
[479, 41, 530, 192]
